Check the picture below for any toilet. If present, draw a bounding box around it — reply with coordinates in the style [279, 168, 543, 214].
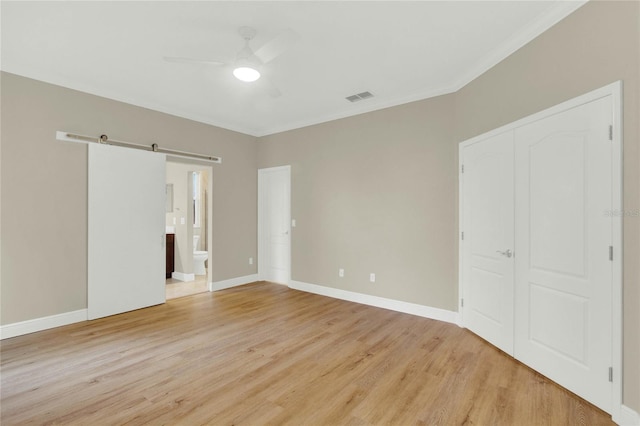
[192, 235, 208, 276]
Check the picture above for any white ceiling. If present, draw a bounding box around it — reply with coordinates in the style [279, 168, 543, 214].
[1, 1, 586, 137]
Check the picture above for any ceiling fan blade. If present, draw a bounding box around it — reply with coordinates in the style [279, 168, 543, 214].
[253, 28, 299, 64]
[163, 56, 226, 66]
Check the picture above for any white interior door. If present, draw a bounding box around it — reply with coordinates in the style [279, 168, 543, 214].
[514, 96, 613, 412]
[88, 144, 166, 320]
[258, 166, 291, 284]
[461, 131, 515, 355]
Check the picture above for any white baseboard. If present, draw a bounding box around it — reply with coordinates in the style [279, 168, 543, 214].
[615, 405, 640, 426]
[1, 275, 260, 338]
[210, 274, 259, 291]
[171, 271, 195, 282]
[0, 309, 88, 340]
[289, 280, 459, 325]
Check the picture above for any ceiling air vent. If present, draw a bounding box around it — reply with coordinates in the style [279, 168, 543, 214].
[345, 91, 374, 103]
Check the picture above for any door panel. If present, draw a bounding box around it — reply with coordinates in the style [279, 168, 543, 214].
[529, 284, 588, 363]
[462, 131, 514, 355]
[529, 134, 586, 276]
[88, 144, 166, 320]
[514, 97, 612, 412]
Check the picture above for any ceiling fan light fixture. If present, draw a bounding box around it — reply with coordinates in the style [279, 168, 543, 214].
[233, 66, 260, 82]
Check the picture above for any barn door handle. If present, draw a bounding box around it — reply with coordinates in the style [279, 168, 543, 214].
[496, 249, 513, 258]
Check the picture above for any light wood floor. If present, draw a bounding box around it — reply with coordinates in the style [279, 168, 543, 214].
[166, 273, 208, 300]
[1, 282, 612, 425]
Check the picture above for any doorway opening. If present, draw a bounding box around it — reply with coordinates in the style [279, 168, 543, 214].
[165, 158, 214, 300]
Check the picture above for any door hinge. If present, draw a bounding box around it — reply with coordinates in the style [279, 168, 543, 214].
[461, 298, 464, 307]
[461, 164, 465, 173]
[609, 125, 613, 141]
[461, 231, 465, 240]
[609, 245, 613, 261]
[609, 367, 613, 382]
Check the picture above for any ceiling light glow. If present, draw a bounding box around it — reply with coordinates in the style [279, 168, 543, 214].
[233, 67, 260, 82]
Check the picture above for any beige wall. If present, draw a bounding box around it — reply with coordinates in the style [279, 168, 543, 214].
[455, 0, 640, 410]
[258, 95, 457, 310]
[258, 0, 639, 411]
[1, 0, 638, 413]
[0, 72, 258, 324]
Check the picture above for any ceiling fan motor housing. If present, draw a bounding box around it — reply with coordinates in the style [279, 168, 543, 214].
[238, 26, 257, 42]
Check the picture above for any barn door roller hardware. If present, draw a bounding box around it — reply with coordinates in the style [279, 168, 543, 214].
[56, 131, 222, 164]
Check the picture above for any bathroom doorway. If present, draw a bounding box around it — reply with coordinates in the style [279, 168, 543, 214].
[165, 158, 213, 300]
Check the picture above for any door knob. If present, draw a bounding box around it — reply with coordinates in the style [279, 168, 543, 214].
[496, 249, 513, 258]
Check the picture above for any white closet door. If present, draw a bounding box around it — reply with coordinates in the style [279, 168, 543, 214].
[514, 97, 613, 412]
[258, 166, 291, 284]
[461, 131, 515, 355]
[88, 144, 166, 320]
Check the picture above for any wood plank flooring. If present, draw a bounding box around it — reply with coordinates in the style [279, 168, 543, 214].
[166, 274, 208, 300]
[1, 282, 613, 425]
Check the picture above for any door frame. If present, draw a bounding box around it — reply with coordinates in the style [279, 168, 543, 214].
[257, 165, 292, 284]
[458, 81, 622, 418]
[166, 156, 215, 292]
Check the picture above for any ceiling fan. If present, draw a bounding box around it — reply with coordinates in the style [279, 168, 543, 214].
[164, 26, 299, 97]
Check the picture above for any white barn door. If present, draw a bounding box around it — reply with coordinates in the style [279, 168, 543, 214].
[514, 97, 613, 412]
[461, 131, 515, 355]
[258, 166, 291, 284]
[88, 144, 166, 320]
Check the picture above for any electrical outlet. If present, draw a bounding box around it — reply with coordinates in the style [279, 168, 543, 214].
[249, 257, 253, 265]
[292, 219, 296, 227]
[339, 268, 344, 277]
[369, 273, 376, 283]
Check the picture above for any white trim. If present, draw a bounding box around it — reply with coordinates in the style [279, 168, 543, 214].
[14, 2, 584, 138]
[460, 83, 620, 150]
[165, 156, 215, 306]
[451, 1, 587, 93]
[458, 143, 466, 328]
[171, 271, 195, 282]
[210, 274, 259, 292]
[615, 405, 640, 426]
[289, 280, 460, 325]
[261, 1, 586, 136]
[258, 85, 458, 137]
[610, 81, 624, 423]
[0, 309, 88, 340]
[459, 81, 623, 419]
